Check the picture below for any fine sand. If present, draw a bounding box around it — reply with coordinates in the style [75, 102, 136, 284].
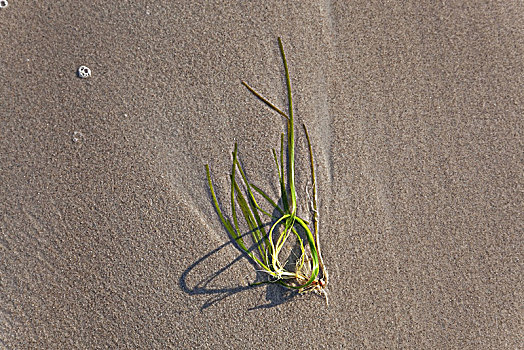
[1, 2, 522, 348]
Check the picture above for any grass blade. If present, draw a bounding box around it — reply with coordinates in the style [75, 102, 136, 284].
[250, 184, 284, 217]
[234, 156, 272, 259]
[241, 81, 289, 121]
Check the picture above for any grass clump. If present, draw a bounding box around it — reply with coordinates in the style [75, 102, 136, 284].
[205, 37, 328, 302]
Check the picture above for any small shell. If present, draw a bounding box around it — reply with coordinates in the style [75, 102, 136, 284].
[77, 65, 91, 79]
[0, 1, 8, 9]
[72, 131, 84, 143]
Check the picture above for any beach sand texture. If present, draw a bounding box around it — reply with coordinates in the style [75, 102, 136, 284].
[1, 1, 522, 348]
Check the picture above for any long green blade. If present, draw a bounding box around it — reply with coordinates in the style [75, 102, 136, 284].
[207, 163, 270, 271]
[250, 184, 284, 216]
[233, 174, 269, 265]
[279, 133, 289, 213]
[234, 156, 272, 257]
[277, 37, 297, 216]
[205, 165, 236, 237]
[241, 81, 289, 121]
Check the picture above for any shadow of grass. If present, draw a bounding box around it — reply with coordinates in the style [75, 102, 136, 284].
[179, 229, 300, 310]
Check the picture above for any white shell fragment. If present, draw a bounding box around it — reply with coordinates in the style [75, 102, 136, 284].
[72, 131, 84, 143]
[77, 65, 91, 79]
[0, 1, 8, 9]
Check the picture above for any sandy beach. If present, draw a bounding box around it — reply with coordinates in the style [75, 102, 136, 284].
[1, 1, 522, 348]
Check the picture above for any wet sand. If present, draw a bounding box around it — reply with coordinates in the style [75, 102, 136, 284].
[1, 2, 522, 348]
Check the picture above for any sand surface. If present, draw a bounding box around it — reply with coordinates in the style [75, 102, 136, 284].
[1, 1, 523, 348]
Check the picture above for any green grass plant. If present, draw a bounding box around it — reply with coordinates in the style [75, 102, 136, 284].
[205, 37, 328, 301]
